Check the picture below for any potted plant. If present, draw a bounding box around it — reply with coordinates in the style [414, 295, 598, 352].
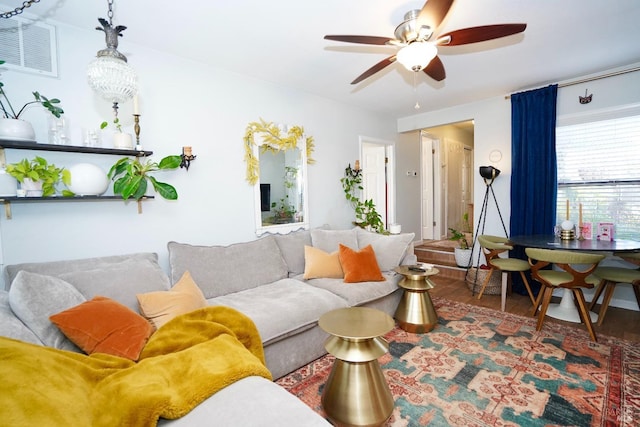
[6, 156, 70, 197]
[0, 60, 64, 140]
[108, 155, 181, 201]
[449, 212, 473, 267]
[271, 196, 297, 222]
[101, 117, 133, 149]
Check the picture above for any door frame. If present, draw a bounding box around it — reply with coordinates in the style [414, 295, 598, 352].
[359, 136, 396, 228]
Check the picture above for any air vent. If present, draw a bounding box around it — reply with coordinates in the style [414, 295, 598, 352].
[0, 15, 57, 77]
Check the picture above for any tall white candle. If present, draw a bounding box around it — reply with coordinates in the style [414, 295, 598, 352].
[133, 95, 140, 115]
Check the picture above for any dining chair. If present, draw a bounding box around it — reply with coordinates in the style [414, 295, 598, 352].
[525, 248, 605, 342]
[589, 251, 640, 326]
[477, 235, 536, 307]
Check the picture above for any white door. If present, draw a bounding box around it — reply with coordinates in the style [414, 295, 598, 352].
[362, 142, 387, 225]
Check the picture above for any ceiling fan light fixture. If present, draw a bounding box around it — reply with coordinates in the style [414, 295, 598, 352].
[396, 42, 437, 72]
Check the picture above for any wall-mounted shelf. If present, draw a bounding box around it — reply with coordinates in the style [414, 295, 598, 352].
[0, 139, 156, 218]
[0, 195, 154, 219]
[0, 139, 153, 157]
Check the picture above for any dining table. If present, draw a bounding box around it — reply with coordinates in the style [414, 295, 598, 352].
[509, 234, 640, 323]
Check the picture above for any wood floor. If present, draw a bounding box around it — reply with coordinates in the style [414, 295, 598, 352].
[428, 275, 640, 344]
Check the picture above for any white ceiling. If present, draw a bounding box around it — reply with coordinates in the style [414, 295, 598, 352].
[5, 0, 640, 119]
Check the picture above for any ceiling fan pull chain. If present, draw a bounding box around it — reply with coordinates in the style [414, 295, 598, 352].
[414, 72, 421, 109]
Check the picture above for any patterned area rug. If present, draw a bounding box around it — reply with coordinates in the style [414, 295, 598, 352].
[276, 297, 640, 426]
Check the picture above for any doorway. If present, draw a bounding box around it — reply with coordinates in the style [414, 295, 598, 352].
[360, 136, 396, 229]
[420, 121, 474, 241]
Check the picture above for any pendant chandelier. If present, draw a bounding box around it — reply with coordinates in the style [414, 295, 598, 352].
[86, 0, 138, 108]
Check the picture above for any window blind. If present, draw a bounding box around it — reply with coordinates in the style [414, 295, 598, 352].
[556, 113, 640, 240]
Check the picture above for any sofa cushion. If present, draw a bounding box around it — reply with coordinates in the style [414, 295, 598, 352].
[310, 228, 358, 253]
[274, 229, 313, 276]
[137, 271, 208, 330]
[0, 291, 41, 345]
[8, 271, 84, 351]
[58, 258, 171, 313]
[168, 237, 289, 299]
[304, 272, 400, 307]
[50, 296, 153, 361]
[356, 228, 415, 271]
[207, 278, 348, 346]
[4, 253, 161, 289]
[338, 244, 384, 283]
[303, 246, 343, 279]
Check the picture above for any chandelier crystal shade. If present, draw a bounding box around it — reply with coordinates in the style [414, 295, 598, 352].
[86, 1, 138, 105]
[396, 42, 437, 72]
[87, 55, 138, 104]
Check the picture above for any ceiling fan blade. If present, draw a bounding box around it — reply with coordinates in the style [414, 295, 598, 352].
[324, 35, 394, 45]
[351, 55, 396, 84]
[417, 0, 454, 31]
[438, 24, 527, 46]
[422, 55, 446, 81]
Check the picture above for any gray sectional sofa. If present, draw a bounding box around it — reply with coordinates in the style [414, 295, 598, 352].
[0, 227, 415, 426]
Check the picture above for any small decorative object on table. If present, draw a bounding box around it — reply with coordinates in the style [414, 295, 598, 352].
[597, 222, 615, 241]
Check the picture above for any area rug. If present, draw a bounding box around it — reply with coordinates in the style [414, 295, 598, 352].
[276, 297, 640, 426]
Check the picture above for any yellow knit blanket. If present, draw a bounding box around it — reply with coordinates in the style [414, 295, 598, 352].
[0, 306, 272, 426]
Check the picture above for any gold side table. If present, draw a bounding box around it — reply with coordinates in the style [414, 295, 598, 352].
[318, 307, 395, 427]
[394, 265, 439, 333]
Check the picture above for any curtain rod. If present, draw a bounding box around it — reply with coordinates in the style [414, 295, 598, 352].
[504, 66, 640, 99]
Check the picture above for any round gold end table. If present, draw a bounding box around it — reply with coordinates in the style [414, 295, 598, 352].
[394, 265, 439, 333]
[318, 307, 395, 427]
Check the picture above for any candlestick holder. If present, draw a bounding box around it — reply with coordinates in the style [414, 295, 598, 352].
[133, 114, 142, 151]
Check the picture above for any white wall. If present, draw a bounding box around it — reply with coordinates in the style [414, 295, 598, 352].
[396, 64, 640, 310]
[0, 20, 396, 284]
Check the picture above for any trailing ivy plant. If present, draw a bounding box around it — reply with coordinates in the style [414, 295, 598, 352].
[340, 163, 386, 234]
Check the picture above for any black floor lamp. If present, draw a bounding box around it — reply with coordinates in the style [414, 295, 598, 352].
[468, 166, 508, 295]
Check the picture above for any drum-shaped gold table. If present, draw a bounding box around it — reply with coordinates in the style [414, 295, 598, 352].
[394, 265, 439, 333]
[318, 307, 395, 427]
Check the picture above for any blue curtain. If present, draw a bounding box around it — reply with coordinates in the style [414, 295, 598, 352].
[510, 84, 558, 295]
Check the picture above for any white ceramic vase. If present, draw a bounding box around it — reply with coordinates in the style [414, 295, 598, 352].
[0, 118, 36, 141]
[67, 163, 109, 196]
[113, 132, 133, 149]
[21, 178, 43, 197]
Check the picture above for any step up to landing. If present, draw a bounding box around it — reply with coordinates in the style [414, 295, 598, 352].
[414, 243, 468, 281]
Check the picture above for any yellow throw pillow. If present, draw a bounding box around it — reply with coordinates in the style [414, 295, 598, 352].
[338, 244, 385, 283]
[137, 271, 207, 330]
[303, 245, 344, 279]
[50, 296, 153, 361]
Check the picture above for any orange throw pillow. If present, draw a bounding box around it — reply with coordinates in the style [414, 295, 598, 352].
[137, 271, 208, 329]
[50, 296, 153, 361]
[338, 244, 385, 283]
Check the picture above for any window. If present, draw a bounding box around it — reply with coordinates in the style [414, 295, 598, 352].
[556, 107, 640, 240]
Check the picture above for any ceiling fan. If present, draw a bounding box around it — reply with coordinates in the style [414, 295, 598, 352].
[324, 0, 526, 84]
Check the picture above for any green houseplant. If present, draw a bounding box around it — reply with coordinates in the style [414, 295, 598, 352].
[271, 196, 297, 221]
[340, 163, 386, 234]
[449, 212, 473, 267]
[6, 156, 70, 197]
[108, 155, 181, 201]
[0, 61, 64, 119]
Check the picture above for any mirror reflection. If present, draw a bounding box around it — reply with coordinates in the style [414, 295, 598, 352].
[254, 140, 308, 235]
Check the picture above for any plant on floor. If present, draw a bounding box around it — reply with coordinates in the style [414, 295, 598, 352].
[340, 163, 386, 234]
[6, 156, 70, 197]
[448, 212, 472, 249]
[108, 155, 182, 201]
